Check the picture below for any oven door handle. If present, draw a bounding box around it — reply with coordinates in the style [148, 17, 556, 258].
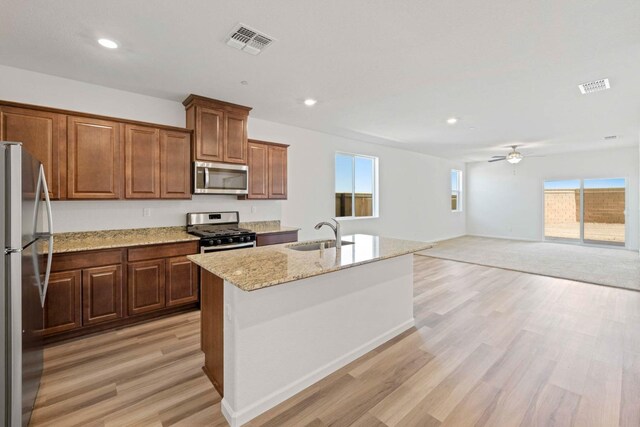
[200, 241, 256, 253]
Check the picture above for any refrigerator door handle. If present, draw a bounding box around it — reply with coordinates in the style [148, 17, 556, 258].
[39, 165, 54, 306]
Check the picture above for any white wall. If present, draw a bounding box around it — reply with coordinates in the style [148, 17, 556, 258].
[0, 65, 465, 242]
[466, 146, 640, 250]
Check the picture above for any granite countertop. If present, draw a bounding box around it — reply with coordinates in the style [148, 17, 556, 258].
[53, 226, 199, 253]
[188, 234, 434, 292]
[239, 220, 300, 235]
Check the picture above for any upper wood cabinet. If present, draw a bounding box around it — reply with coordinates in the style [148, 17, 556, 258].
[125, 126, 191, 200]
[268, 144, 288, 199]
[0, 106, 63, 199]
[245, 140, 289, 200]
[183, 95, 251, 165]
[0, 100, 193, 201]
[247, 141, 269, 199]
[191, 106, 224, 162]
[160, 130, 191, 199]
[125, 124, 160, 199]
[67, 116, 122, 199]
[224, 112, 248, 164]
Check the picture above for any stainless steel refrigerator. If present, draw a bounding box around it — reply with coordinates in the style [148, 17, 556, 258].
[1, 142, 53, 426]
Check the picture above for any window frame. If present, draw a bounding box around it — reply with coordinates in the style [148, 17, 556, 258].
[334, 152, 379, 220]
[451, 169, 463, 213]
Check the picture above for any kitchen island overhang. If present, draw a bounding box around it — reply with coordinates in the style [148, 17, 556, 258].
[189, 234, 434, 427]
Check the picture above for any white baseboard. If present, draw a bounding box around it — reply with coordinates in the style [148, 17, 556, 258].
[221, 318, 416, 427]
[431, 233, 467, 243]
[465, 233, 540, 242]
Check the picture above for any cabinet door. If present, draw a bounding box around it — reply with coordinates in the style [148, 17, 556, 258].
[82, 265, 123, 326]
[165, 256, 198, 307]
[0, 106, 62, 199]
[160, 130, 191, 199]
[67, 116, 122, 199]
[268, 145, 288, 199]
[247, 141, 268, 199]
[128, 260, 165, 315]
[43, 270, 82, 335]
[223, 112, 248, 164]
[125, 124, 160, 199]
[195, 106, 224, 162]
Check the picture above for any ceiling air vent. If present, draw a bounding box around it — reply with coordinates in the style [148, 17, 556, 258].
[226, 24, 274, 55]
[604, 135, 618, 140]
[578, 78, 610, 94]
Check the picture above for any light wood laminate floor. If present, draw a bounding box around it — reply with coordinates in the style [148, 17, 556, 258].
[31, 257, 640, 426]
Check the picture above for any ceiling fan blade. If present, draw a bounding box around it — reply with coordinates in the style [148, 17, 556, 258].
[488, 157, 506, 162]
[490, 155, 504, 158]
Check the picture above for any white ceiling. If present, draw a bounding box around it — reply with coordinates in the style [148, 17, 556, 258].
[1, 0, 639, 161]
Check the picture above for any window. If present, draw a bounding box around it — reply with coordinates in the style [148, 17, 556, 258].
[335, 153, 378, 218]
[451, 170, 462, 212]
[544, 178, 625, 246]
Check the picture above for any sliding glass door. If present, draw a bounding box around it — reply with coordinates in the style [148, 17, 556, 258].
[583, 178, 625, 245]
[544, 178, 625, 246]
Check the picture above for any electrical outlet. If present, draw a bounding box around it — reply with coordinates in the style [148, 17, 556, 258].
[251, 206, 257, 214]
[143, 208, 151, 217]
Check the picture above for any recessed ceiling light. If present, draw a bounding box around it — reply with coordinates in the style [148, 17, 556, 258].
[304, 98, 317, 106]
[446, 117, 458, 124]
[98, 38, 118, 49]
[240, 80, 249, 85]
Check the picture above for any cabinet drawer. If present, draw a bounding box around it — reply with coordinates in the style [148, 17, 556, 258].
[127, 241, 199, 262]
[52, 249, 123, 272]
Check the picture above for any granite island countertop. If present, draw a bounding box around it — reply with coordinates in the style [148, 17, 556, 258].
[53, 226, 199, 253]
[188, 234, 434, 291]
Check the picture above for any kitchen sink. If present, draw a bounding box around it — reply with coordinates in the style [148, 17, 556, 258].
[286, 240, 354, 251]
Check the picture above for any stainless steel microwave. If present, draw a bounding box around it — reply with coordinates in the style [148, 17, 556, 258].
[193, 161, 249, 195]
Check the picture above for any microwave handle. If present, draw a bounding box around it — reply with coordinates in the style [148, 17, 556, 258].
[204, 167, 210, 189]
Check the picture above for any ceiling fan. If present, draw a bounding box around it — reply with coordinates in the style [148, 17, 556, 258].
[488, 145, 537, 164]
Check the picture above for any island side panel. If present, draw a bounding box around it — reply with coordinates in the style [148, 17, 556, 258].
[222, 254, 415, 426]
[201, 270, 224, 397]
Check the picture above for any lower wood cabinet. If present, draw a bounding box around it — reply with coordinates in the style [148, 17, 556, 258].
[44, 241, 199, 341]
[83, 265, 123, 325]
[43, 270, 82, 336]
[128, 259, 166, 315]
[166, 255, 199, 307]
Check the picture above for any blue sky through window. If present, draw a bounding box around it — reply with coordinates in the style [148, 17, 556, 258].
[336, 154, 374, 194]
[544, 178, 625, 190]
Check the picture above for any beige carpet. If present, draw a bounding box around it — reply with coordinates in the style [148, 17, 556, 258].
[417, 235, 640, 291]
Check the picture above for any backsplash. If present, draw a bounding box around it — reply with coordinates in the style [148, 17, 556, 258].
[51, 196, 282, 232]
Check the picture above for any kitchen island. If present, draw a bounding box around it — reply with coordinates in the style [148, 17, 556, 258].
[188, 234, 433, 426]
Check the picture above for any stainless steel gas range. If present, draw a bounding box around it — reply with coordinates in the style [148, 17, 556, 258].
[186, 211, 256, 253]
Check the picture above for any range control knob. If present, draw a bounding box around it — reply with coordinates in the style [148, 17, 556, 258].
[227, 238, 233, 244]
[239, 236, 246, 242]
[215, 239, 222, 245]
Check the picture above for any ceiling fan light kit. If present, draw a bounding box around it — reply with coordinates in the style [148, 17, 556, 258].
[488, 145, 525, 164]
[506, 151, 523, 164]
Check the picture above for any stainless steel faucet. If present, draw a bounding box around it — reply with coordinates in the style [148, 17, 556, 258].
[314, 218, 341, 248]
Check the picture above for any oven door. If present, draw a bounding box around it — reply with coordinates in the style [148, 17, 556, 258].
[200, 241, 256, 254]
[193, 161, 249, 195]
